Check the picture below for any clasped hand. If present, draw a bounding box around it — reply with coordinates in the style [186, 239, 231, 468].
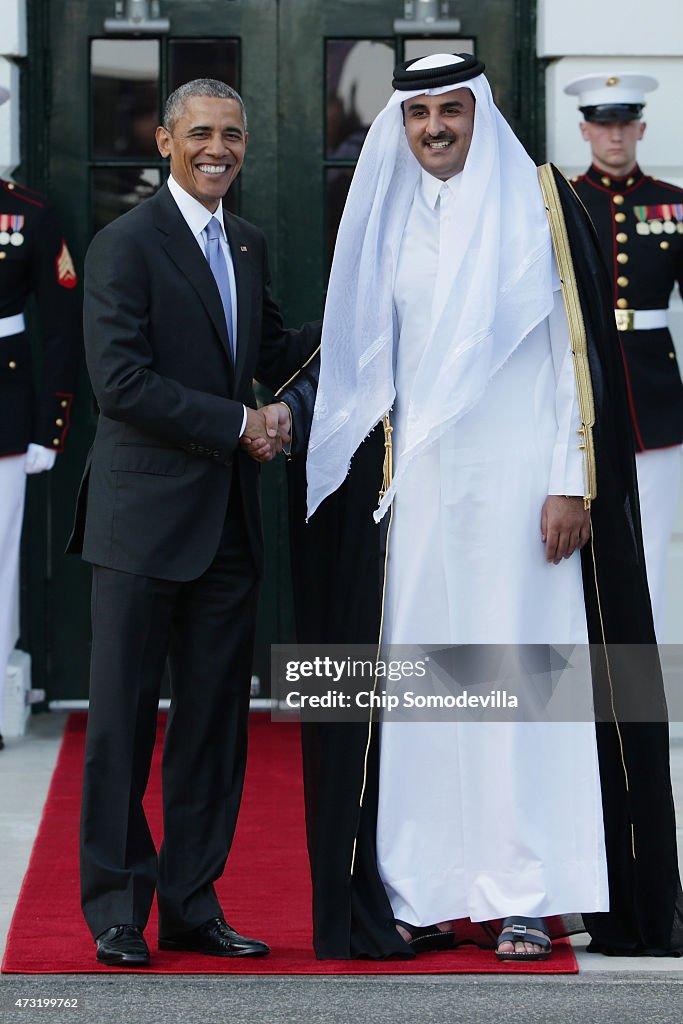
[240, 403, 291, 462]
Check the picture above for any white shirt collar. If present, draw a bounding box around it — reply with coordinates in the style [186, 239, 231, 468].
[167, 174, 227, 241]
[420, 167, 462, 210]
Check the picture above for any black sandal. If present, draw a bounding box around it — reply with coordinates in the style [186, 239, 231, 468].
[395, 919, 456, 953]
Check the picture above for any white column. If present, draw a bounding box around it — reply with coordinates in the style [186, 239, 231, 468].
[0, 1, 26, 178]
[539, 1, 683, 652]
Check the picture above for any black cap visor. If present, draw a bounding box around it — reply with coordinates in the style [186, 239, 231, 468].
[580, 103, 644, 123]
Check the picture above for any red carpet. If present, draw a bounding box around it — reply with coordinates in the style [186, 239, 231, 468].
[2, 713, 577, 974]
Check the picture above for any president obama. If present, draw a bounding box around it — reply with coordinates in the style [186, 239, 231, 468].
[70, 79, 319, 966]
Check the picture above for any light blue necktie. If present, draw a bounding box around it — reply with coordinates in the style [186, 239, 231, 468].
[204, 216, 235, 358]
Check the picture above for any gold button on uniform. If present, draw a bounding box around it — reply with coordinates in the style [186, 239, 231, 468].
[617, 252, 629, 264]
[8, 361, 16, 369]
[626, 177, 635, 186]
[616, 232, 628, 243]
[669, 352, 676, 360]
[616, 298, 629, 309]
[60, 399, 68, 408]
[0, 252, 6, 260]
[615, 212, 626, 222]
[52, 438, 60, 446]
[7, 183, 14, 190]
[660, 241, 670, 250]
[617, 276, 629, 287]
[56, 418, 64, 427]
[613, 194, 624, 205]
[601, 176, 611, 186]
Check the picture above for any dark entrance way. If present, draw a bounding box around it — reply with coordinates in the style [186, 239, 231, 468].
[22, 0, 539, 700]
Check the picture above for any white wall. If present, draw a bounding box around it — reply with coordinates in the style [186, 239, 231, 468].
[0, 0, 26, 177]
[540, 1, 683, 647]
[538, 0, 683, 58]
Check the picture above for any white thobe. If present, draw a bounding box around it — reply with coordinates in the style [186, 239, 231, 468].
[376, 170, 609, 926]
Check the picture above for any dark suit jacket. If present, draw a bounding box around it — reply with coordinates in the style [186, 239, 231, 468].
[68, 183, 319, 580]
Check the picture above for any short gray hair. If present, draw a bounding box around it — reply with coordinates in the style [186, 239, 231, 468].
[163, 79, 247, 133]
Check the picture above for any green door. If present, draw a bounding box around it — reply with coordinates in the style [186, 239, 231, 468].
[23, 0, 538, 702]
[277, 0, 540, 327]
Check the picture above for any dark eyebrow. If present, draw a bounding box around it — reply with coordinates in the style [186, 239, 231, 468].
[405, 100, 465, 113]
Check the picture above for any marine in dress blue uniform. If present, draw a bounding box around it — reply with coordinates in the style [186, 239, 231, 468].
[0, 179, 79, 457]
[0, 88, 79, 746]
[566, 72, 683, 638]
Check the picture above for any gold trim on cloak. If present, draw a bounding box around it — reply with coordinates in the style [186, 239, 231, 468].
[274, 343, 321, 398]
[539, 164, 634, 859]
[378, 414, 394, 502]
[537, 163, 597, 510]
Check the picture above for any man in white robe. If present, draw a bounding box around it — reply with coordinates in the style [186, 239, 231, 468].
[376, 144, 606, 957]
[247, 52, 682, 962]
[371, 57, 604, 960]
[306, 53, 607, 960]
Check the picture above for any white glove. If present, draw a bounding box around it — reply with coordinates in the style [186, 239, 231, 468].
[25, 443, 57, 475]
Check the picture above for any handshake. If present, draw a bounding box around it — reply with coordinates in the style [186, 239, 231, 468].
[240, 403, 292, 462]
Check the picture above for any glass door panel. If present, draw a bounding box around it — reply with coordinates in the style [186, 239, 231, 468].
[91, 166, 161, 233]
[403, 38, 474, 61]
[169, 39, 240, 91]
[90, 39, 160, 160]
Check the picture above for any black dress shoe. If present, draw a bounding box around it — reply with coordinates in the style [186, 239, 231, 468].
[95, 925, 150, 966]
[0, 734, 4, 751]
[395, 919, 456, 953]
[159, 917, 270, 957]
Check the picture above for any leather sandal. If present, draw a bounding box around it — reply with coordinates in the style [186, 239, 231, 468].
[395, 919, 456, 953]
[495, 916, 551, 961]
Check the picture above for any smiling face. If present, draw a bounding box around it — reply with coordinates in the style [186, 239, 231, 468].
[403, 87, 475, 181]
[579, 119, 645, 178]
[155, 95, 248, 211]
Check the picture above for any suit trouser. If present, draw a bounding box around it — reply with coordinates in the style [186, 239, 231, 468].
[80, 484, 259, 939]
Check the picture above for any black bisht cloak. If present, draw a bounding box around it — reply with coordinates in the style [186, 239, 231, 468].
[283, 165, 683, 959]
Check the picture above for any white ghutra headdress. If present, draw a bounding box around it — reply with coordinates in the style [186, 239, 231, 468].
[306, 54, 554, 521]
